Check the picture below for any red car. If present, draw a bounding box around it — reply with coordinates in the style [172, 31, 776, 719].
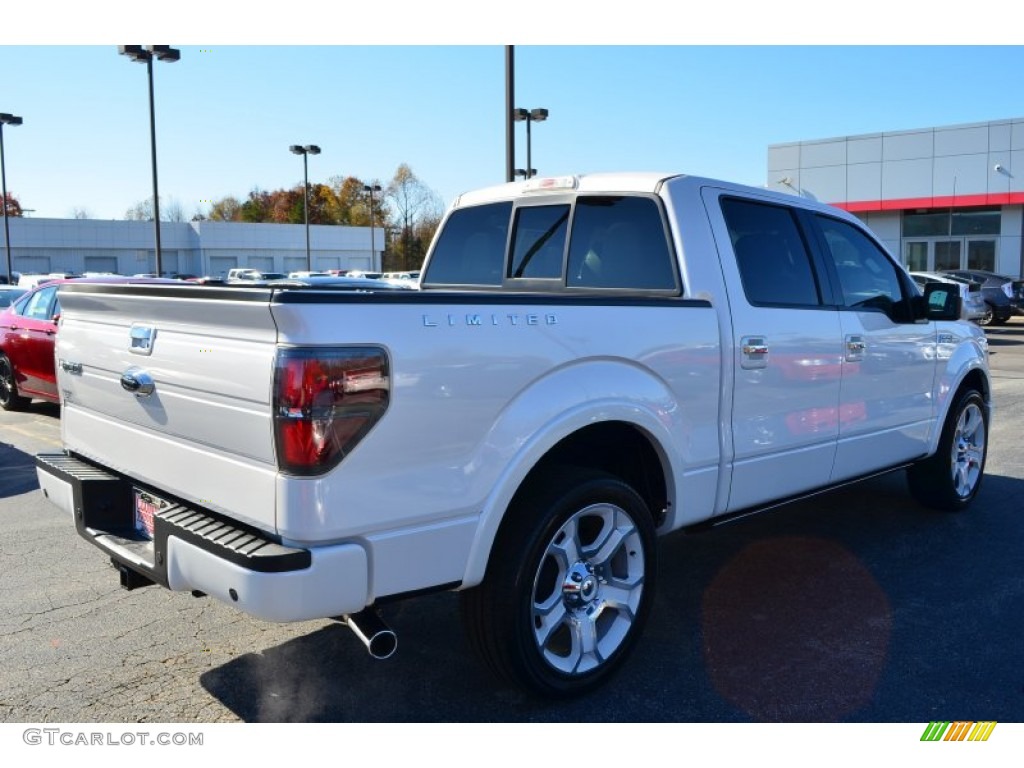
[0, 277, 174, 410]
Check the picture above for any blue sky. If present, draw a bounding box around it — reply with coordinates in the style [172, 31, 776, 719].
[3, 11, 1023, 221]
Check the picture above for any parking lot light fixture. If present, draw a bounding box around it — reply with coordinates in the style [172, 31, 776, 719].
[513, 107, 549, 179]
[362, 184, 382, 270]
[290, 145, 321, 271]
[0, 112, 22, 284]
[118, 45, 180, 277]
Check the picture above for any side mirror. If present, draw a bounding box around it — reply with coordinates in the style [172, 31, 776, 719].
[51, 313, 61, 325]
[917, 283, 961, 322]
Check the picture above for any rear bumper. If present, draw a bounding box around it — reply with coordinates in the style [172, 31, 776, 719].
[35, 452, 370, 622]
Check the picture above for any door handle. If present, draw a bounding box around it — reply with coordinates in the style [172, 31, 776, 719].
[740, 335, 769, 369]
[845, 335, 866, 362]
[743, 342, 768, 356]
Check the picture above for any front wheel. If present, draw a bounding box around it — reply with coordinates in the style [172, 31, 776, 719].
[907, 388, 988, 511]
[461, 467, 657, 697]
[0, 353, 30, 411]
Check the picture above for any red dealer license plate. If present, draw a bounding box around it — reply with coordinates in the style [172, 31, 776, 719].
[133, 489, 170, 540]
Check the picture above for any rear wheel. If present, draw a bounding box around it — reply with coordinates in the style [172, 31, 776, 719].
[907, 388, 987, 511]
[461, 467, 656, 697]
[977, 304, 994, 326]
[0, 353, 30, 411]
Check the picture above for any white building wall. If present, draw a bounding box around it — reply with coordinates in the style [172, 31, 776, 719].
[768, 118, 1024, 204]
[2, 218, 381, 278]
[768, 117, 1024, 278]
[1000, 206, 1024, 277]
[856, 211, 901, 259]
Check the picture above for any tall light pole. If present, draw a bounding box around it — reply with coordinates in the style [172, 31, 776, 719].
[0, 112, 22, 283]
[119, 45, 180, 277]
[363, 183, 381, 271]
[290, 144, 320, 271]
[505, 46, 515, 183]
[513, 107, 548, 179]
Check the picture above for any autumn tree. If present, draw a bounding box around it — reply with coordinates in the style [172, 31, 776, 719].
[330, 176, 366, 225]
[266, 187, 301, 223]
[304, 183, 336, 225]
[240, 188, 271, 222]
[207, 196, 242, 222]
[196, 166, 441, 265]
[1, 192, 23, 217]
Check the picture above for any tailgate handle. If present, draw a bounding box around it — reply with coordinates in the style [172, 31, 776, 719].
[120, 367, 155, 397]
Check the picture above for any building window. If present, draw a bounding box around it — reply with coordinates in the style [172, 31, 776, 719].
[903, 207, 1000, 237]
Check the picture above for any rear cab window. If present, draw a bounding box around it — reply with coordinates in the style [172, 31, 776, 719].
[422, 195, 679, 293]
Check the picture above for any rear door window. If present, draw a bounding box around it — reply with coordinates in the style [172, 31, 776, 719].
[22, 286, 59, 321]
[721, 197, 822, 307]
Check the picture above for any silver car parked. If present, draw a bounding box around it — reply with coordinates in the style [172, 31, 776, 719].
[910, 271, 988, 324]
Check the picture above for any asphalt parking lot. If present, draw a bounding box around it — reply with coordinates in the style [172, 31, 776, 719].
[2, 322, 1023, 723]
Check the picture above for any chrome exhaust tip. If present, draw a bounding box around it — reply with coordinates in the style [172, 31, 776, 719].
[340, 609, 397, 659]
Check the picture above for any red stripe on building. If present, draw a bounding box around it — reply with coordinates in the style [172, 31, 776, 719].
[832, 192, 1024, 212]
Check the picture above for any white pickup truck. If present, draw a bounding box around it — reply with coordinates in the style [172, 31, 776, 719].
[36, 172, 990, 697]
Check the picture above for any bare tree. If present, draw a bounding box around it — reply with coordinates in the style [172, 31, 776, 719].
[385, 164, 444, 270]
[124, 196, 187, 222]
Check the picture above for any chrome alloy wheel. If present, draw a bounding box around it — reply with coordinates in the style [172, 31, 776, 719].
[951, 401, 986, 499]
[530, 502, 646, 675]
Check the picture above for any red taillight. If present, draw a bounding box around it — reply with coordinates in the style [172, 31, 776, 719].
[273, 347, 390, 475]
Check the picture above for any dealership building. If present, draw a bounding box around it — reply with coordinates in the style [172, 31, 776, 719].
[1, 217, 383, 279]
[767, 116, 1024, 278]
[5, 116, 1024, 281]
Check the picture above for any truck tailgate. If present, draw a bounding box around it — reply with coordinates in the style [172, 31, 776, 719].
[55, 284, 279, 530]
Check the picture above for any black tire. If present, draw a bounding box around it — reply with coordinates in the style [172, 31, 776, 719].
[460, 466, 657, 697]
[977, 304, 994, 326]
[907, 388, 988, 511]
[0, 353, 30, 411]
